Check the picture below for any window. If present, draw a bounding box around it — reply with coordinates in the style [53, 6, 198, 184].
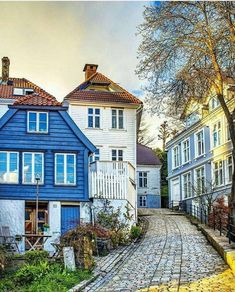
[13, 88, 34, 96]
[89, 149, 100, 163]
[28, 112, 48, 133]
[195, 130, 204, 157]
[212, 121, 222, 148]
[139, 195, 147, 207]
[182, 139, 190, 164]
[138, 172, 148, 188]
[111, 149, 123, 161]
[227, 124, 231, 141]
[213, 160, 224, 187]
[186, 112, 200, 127]
[88, 108, 100, 128]
[182, 172, 191, 199]
[55, 153, 76, 185]
[23, 152, 44, 184]
[226, 156, 233, 183]
[172, 146, 180, 168]
[195, 166, 205, 195]
[0, 151, 19, 184]
[112, 109, 124, 129]
[210, 97, 220, 110]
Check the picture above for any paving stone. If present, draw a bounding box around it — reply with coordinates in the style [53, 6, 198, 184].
[85, 209, 235, 291]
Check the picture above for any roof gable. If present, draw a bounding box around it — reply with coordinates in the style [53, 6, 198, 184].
[64, 72, 142, 105]
[13, 93, 61, 106]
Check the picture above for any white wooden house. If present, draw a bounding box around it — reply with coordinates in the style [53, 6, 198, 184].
[63, 64, 143, 222]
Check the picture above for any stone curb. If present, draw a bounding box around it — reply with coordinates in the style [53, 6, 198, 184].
[68, 272, 100, 292]
[187, 216, 235, 275]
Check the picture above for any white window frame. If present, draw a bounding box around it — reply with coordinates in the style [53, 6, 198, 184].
[194, 128, 205, 158]
[225, 155, 233, 184]
[138, 171, 148, 188]
[27, 111, 48, 133]
[172, 145, 180, 169]
[181, 138, 190, 164]
[13, 88, 34, 96]
[55, 153, 76, 186]
[211, 120, 222, 149]
[182, 171, 192, 199]
[111, 149, 123, 161]
[213, 159, 224, 187]
[87, 108, 101, 129]
[0, 151, 19, 184]
[194, 165, 206, 195]
[111, 108, 124, 129]
[139, 195, 147, 207]
[23, 152, 44, 184]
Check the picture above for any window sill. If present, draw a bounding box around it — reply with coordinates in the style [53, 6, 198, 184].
[0, 182, 19, 185]
[109, 128, 127, 132]
[27, 131, 49, 135]
[22, 183, 44, 186]
[194, 153, 206, 160]
[86, 128, 103, 131]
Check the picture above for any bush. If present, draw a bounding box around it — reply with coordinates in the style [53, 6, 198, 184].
[130, 225, 142, 239]
[14, 261, 50, 285]
[24, 250, 49, 265]
[208, 196, 229, 231]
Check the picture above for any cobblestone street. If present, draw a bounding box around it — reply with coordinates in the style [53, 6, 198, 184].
[85, 209, 235, 292]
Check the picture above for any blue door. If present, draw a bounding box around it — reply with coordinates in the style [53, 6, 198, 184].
[61, 205, 80, 234]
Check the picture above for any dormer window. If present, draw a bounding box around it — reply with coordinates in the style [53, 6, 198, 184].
[13, 88, 34, 96]
[27, 112, 48, 133]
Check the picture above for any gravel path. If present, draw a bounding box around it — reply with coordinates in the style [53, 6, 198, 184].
[85, 209, 235, 292]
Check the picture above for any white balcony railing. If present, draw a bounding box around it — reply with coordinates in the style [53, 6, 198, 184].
[89, 161, 136, 201]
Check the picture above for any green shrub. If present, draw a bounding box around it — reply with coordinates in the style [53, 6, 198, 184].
[0, 246, 7, 273]
[130, 225, 142, 239]
[14, 261, 49, 285]
[24, 250, 49, 265]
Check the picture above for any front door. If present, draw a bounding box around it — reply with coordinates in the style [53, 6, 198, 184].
[25, 202, 48, 234]
[171, 177, 180, 204]
[61, 205, 80, 235]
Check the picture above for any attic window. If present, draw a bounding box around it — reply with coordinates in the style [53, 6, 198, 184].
[13, 88, 34, 96]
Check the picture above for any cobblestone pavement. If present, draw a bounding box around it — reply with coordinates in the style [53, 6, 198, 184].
[85, 209, 235, 292]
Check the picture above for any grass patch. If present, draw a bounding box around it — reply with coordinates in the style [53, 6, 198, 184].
[0, 262, 92, 292]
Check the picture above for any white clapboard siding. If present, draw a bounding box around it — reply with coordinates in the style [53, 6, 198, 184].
[90, 171, 127, 200]
[69, 104, 137, 167]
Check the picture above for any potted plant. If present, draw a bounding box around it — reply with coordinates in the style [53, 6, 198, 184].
[43, 224, 50, 232]
[38, 228, 43, 235]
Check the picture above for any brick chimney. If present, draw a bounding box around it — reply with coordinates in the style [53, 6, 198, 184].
[83, 64, 98, 80]
[2, 57, 10, 82]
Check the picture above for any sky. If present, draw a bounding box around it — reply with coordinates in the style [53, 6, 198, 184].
[0, 1, 164, 148]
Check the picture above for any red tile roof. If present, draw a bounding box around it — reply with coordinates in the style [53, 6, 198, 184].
[13, 93, 62, 107]
[0, 77, 55, 100]
[137, 144, 162, 166]
[64, 72, 142, 105]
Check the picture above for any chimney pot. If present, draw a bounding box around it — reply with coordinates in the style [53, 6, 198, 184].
[83, 64, 98, 81]
[2, 57, 10, 83]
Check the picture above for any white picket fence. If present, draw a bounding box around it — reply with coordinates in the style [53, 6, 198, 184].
[90, 171, 128, 200]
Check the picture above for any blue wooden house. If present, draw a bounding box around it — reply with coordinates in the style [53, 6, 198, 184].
[0, 93, 95, 252]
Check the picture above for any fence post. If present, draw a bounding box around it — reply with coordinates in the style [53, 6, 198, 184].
[219, 216, 222, 236]
[200, 207, 203, 224]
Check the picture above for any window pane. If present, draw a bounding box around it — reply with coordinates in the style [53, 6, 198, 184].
[112, 110, 117, 128]
[95, 116, 100, 128]
[29, 112, 37, 122]
[56, 155, 64, 184]
[24, 153, 32, 183]
[88, 108, 93, 115]
[0, 153, 7, 183]
[34, 154, 43, 182]
[88, 116, 93, 128]
[39, 113, 47, 122]
[95, 109, 100, 115]
[29, 121, 37, 132]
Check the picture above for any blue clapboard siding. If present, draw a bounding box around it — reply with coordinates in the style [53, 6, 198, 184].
[61, 205, 80, 234]
[0, 108, 95, 202]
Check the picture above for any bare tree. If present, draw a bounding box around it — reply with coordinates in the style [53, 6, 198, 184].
[137, 2, 235, 218]
[137, 119, 155, 146]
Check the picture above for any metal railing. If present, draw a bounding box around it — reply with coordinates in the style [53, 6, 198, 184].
[169, 200, 235, 244]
